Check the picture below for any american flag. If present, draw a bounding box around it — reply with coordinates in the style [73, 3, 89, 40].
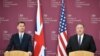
[57, 0, 68, 56]
[34, 0, 45, 56]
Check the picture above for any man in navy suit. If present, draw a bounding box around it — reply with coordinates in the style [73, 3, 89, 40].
[5, 21, 33, 56]
[66, 24, 96, 55]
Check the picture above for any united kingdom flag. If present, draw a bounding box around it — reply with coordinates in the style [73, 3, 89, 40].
[33, 0, 45, 56]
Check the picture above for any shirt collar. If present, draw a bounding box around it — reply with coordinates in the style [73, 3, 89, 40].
[19, 32, 24, 37]
[78, 34, 84, 38]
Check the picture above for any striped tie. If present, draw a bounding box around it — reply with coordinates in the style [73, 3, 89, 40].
[78, 36, 81, 45]
[19, 34, 23, 43]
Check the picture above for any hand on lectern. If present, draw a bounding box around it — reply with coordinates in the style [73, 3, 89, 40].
[28, 51, 32, 56]
[5, 51, 9, 53]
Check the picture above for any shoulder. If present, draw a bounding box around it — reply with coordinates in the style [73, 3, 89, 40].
[10, 33, 18, 39]
[69, 34, 77, 41]
[12, 33, 18, 36]
[84, 34, 93, 38]
[24, 33, 32, 38]
[70, 34, 77, 39]
[84, 34, 94, 40]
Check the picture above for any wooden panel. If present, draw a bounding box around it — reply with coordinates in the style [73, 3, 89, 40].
[4, 51, 29, 56]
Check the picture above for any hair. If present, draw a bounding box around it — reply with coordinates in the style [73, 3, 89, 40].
[76, 23, 85, 27]
[17, 21, 25, 25]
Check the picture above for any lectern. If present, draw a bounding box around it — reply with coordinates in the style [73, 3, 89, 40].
[69, 51, 94, 56]
[4, 50, 29, 56]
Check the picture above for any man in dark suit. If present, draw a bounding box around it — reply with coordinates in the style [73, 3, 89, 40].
[5, 21, 33, 56]
[66, 24, 96, 55]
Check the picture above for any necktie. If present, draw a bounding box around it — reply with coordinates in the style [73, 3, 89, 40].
[20, 34, 23, 43]
[78, 36, 81, 45]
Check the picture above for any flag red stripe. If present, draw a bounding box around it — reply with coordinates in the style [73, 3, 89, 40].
[59, 34, 66, 48]
[64, 31, 68, 41]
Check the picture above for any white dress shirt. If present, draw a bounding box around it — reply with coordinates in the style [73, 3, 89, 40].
[19, 32, 24, 43]
[19, 32, 24, 38]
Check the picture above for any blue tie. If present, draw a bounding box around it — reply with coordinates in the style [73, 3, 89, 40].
[78, 36, 81, 45]
[19, 34, 23, 43]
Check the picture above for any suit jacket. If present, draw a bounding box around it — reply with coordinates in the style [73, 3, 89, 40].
[6, 33, 33, 52]
[66, 34, 96, 55]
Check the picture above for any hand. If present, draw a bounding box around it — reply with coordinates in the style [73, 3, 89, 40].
[5, 51, 9, 53]
[4, 51, 9, 55]
[28, 51, 32, 56]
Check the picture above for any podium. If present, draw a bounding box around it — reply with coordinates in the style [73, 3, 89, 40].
[4, 50, 29, 56]
[69, 51, 94, 56]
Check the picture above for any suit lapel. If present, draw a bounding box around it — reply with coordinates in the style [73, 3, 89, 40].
[74, 34, 87, 49]
[81, 34, 86, 47]
[17, 33, 25, 45]
[16, 33, 21, 46]
[20, 33, 25, 45]
[75, 35, 80, 47]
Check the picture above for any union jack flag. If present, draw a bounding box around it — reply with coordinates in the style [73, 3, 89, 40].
[34, 0, 45, 56]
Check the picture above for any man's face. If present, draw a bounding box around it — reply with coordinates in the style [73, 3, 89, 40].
[17, 23, 25, 32]
[76, 24, 84, 35]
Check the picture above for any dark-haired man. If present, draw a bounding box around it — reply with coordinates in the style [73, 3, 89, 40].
[66, 24, 96, 55]
[5, 21, 33, 56]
